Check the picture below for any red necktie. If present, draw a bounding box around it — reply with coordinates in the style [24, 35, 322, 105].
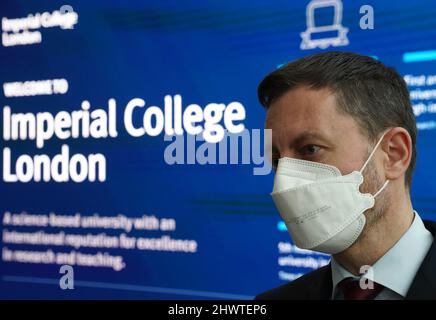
[337, 278, 384, 300]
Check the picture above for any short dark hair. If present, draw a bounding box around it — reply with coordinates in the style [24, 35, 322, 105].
[258, 51, 417, 187]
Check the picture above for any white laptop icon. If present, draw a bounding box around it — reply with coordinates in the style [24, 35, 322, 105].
[300, 0, 349, 50]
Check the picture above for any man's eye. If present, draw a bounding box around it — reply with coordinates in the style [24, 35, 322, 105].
[301, 145, 321, 155]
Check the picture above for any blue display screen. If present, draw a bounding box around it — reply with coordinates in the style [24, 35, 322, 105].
[1, 0, 435, 299]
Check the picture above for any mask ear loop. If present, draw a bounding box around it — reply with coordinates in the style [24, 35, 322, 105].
[359, 132, 390, 198]
[359, 132, 387, 174]
[374, 180, 389, 198]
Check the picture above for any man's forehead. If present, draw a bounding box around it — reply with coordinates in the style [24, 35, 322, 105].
[265, 87, 339, 131]
[265, 86, 362, 145]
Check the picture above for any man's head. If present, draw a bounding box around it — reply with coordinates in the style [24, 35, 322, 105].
[259, 51, 416, 241]
[259, 51, 416, 185]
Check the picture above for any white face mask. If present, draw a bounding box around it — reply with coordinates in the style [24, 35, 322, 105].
[271, 133, 389, 254]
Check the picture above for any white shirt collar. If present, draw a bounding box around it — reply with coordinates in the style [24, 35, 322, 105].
[331, 211, 433, 298]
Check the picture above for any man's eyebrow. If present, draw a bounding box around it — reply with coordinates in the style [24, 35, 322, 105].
[270, 131, 332, 154]
[291, 131, 331, 147]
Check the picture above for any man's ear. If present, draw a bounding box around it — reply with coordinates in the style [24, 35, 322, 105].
[382, 127, 412, 182]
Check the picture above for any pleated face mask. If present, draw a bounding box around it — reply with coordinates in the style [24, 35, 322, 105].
[271, 133, 389, 254]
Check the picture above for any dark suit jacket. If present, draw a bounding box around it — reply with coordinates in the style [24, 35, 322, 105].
[256, 220, 436, 300]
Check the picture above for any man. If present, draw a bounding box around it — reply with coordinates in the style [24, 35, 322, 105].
[256, 51, 436, 300]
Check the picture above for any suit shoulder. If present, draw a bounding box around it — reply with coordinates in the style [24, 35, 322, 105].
[255, 266, 331, 300]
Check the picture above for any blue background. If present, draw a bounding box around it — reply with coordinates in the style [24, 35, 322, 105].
[1, 0, 436, 299]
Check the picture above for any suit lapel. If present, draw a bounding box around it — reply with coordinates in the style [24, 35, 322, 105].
[405, 220, 436, 299]
[301, 220, 436, 299]
[307, 264, 333, 299]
